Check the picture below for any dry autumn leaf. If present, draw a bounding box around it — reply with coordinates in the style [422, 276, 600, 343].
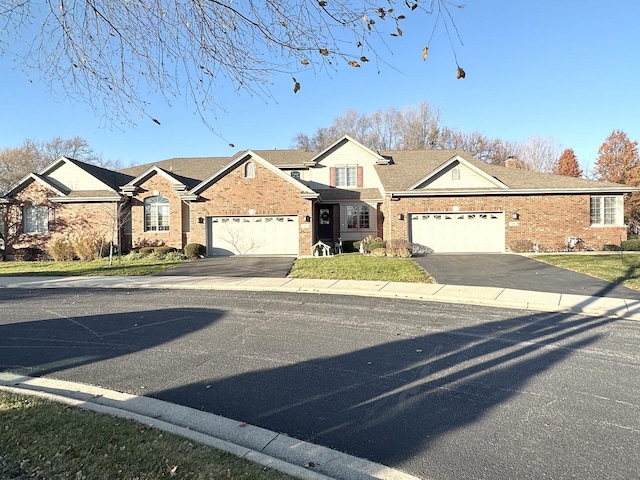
[456, 66, 466, 79]
[422, 46, 429, 61]
[319, 48, 329, 56]
[293, 77, 300, 93]
[348, 60, 360, 67]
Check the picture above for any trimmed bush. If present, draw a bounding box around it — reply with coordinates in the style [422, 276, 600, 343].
[368, 240, 387, 251]
[602, 244, 622, 251]
[139, 246, 155, 255]
[154, 246, 176, 255]
[184, 243, 206, 258]
[14, 247, 44, 261]
[622, 239, 640, 251]
[370, 247, 387, 257]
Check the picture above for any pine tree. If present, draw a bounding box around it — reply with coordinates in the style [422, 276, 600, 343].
[553, 148, 583, 177]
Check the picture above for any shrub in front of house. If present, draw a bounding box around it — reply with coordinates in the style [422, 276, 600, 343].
[47, 235, 76, 261]
[153, 246, 177, 256]
[14, 247, 45, 261]
[71, 231, 105, 261]
[602, 244, 622, 251]
[139, 246, 155, 255]
[184, 243, 206, 258]
[370, 247, 387, 257]
[510, 239, 535, 253]
[345, 241, 360, 253]
[621, 239, 640, 251]
[386, 239, 412, 258]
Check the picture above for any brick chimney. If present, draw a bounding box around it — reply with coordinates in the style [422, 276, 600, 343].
[504, 156, 518, 169]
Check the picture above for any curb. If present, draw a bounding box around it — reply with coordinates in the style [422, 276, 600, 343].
[0, 373, 421, 480]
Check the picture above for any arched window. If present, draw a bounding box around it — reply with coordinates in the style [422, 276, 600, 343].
[244, 162, 255, 178]
[144, 196, 169, 231]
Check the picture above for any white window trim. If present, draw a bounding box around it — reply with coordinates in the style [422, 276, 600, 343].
[335, 165, 357, 187]
[24, 204, 49, 234]
[144, 196, 170, 232]
[590, 195, 623, 227]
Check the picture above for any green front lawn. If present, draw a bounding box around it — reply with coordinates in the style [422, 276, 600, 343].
[533, 253, 640, 290]
[0, 256, 184, 276]
[0, 390, 295, 480]
[290, 254, 432, 283]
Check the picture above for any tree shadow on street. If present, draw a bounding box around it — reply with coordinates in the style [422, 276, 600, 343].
[155, 307, 613, 471]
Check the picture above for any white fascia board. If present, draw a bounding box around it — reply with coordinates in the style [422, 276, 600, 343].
[49, 196, 122, 203]
[389, 187, 639, 197]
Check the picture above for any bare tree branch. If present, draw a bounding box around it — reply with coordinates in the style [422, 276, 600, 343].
[0, 0, 464, 127]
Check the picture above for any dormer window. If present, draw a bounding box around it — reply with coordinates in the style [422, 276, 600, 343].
[244, 162, 255, 178]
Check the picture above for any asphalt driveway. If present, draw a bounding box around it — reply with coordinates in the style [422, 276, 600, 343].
[156, 256, 296, 278]
[414, 253, 640, 300]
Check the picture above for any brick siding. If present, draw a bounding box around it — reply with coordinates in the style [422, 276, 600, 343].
[4, 182, 119, 255]
[383, 194, 627, 251]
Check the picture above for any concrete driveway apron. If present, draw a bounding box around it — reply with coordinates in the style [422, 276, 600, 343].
[414, 253, 640, 300]
[155, 256, 296, 278]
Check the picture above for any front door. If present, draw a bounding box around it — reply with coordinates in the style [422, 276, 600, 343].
[318, 206, 333, 241]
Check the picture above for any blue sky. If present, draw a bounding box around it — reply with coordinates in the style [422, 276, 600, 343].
[1, 1, 638, 172]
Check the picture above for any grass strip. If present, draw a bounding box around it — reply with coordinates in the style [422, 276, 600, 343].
[533, 254, 640, 290]
[0, 390, 295, 479]
[0, 257, 184, 277]
[289, 254, 432, 283]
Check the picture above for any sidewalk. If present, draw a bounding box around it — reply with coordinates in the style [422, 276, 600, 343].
[1, 275, 640, 320]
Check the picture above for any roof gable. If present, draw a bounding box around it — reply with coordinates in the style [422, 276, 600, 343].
[189, 151, 318, 198]
[2, 157, 127, 200]
[310, 135, 389, 165]
[3, 173, 68, 198]
[121, 166, 191, 194]
[37, 157, 123, 193]
[409, 155, 508, 190]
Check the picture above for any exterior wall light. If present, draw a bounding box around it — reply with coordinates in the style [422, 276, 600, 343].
[197, 217, 205, 224]
[512, 212, 520, 220]
[304, 215, 311, 222]
[397, 213, 405, 220]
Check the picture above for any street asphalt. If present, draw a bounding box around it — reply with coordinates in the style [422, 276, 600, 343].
[2, 252, 640, 479]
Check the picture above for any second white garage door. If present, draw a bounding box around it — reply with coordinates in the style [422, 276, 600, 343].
[410, 212, 505, 253]
[207, 216, 299, 255]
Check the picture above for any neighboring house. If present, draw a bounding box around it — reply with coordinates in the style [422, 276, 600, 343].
[0, 136, 635, 257]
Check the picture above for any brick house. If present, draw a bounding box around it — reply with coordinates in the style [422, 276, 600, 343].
[0, 136, 635, 257]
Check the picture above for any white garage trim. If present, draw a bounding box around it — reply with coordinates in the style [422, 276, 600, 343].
[410, 212, 505, 253]
[207, 215, 299, 256]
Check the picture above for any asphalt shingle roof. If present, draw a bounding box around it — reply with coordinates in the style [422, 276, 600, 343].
[376, 149, 631, 191]
[119, 157, 231, 183]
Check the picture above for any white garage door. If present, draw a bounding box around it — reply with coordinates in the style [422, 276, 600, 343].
[207, 216, 299, 255]
[410, 212, 505, 253]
